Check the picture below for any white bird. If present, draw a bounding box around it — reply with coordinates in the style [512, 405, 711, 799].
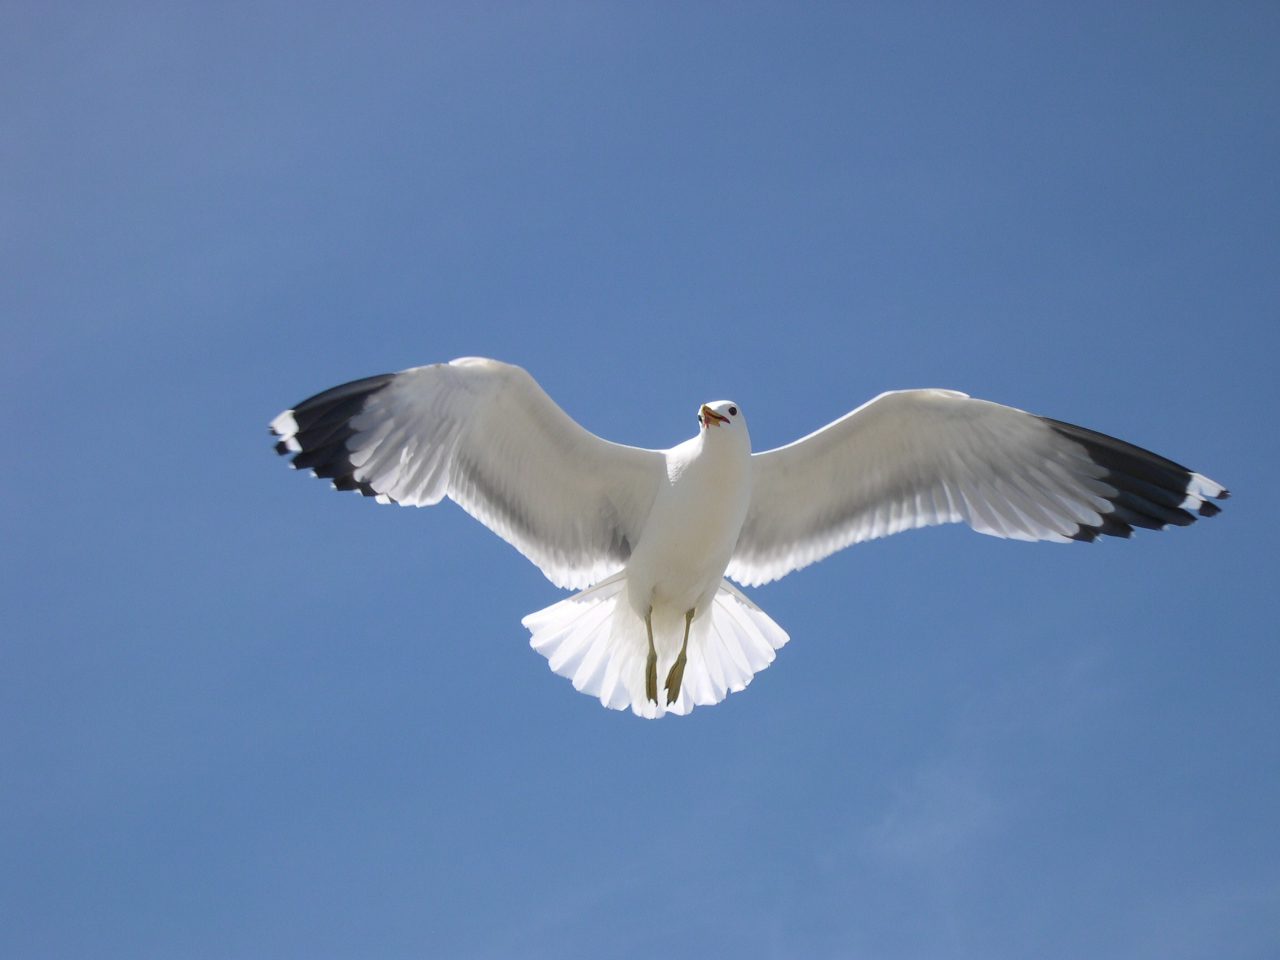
[270, 357, 1228, 718]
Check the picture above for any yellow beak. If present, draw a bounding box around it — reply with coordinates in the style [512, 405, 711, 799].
[700, 405, 729, 427]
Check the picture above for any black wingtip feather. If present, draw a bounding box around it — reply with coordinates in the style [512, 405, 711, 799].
[1040, 416, 1225, 543]
[270, 372, 397, 497]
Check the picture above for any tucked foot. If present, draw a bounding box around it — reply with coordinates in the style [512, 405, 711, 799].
[664, 652, 687, 705]
[644, 607, 659, 704]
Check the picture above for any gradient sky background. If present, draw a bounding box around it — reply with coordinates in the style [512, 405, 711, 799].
[4, 4, 1278, 958]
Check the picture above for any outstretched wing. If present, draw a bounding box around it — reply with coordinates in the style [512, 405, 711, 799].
[727, 389, 1228, 587]
[271, 357, 665, 589]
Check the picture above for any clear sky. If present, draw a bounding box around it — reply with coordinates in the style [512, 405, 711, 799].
[4, 4, 1278, 958]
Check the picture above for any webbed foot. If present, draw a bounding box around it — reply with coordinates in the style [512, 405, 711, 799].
[664, 652, 687, 705]
[644, 608, 658, 704]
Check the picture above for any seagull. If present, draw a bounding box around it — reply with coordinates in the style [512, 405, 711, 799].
[270, 357, 1227, 718]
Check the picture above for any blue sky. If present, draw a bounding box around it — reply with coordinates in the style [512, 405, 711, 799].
[3, 3, 1278, 958]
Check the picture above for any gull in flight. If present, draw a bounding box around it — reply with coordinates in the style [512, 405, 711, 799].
[270, 357, 1227, 718]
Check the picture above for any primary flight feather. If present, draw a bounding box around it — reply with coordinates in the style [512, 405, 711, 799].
[270, 357, 1227, 718]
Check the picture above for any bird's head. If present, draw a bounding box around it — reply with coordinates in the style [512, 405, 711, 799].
[698, 400, 742, 432]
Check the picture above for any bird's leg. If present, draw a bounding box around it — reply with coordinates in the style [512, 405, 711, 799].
[664, 609, 695, 705]
[644, 607, 658, 704]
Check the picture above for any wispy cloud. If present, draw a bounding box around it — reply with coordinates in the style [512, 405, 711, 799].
[864, 754, 1002, 866]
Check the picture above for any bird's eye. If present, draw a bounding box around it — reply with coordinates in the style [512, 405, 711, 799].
[728, 406, 737, 416]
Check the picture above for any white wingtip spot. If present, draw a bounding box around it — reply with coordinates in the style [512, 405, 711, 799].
[269, 410, 299, 438]
[1180, 472, 1228, 510]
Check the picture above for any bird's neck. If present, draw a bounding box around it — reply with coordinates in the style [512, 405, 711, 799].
[671, 428, 750, 482]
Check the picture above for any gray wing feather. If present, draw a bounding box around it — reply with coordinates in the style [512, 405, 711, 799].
[272, 358, 665, 589]
[727, 390, 1227, 587]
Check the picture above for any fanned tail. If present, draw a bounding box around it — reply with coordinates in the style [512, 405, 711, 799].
[522, 577, 789, 718]
[522, 572, 639, 713]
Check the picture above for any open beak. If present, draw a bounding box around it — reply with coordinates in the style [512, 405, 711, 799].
[700, 405, 729, 428]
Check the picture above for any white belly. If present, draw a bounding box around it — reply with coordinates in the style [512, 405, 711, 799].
[625, 439, 751, 618]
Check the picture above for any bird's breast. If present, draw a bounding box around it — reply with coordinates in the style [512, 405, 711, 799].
[626, 441, 752, 614]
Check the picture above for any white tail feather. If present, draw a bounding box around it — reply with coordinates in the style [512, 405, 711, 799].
[522, 576, 790, 718]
